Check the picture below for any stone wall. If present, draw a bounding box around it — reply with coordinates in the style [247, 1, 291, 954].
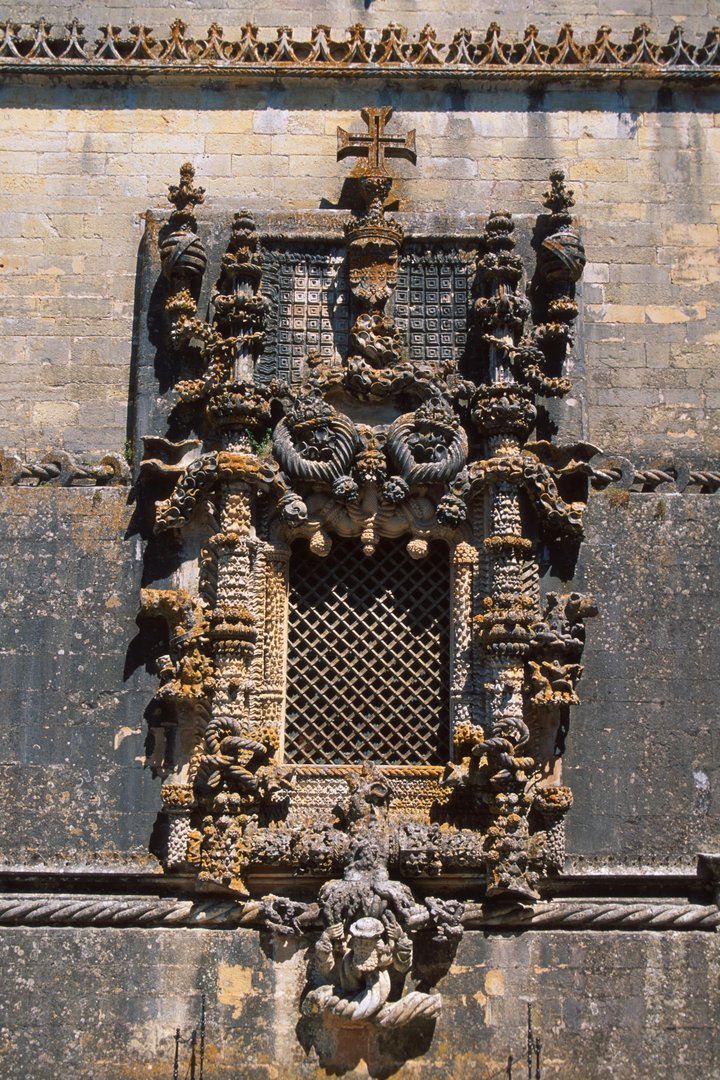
[1, 927, 718, 1078]
[1, 80, 719, 459]
[0, 487, 158, 873]
[0, 2, 718, 1077]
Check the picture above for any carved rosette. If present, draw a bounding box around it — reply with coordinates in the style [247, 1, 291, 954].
[139, 126, 596, 1031]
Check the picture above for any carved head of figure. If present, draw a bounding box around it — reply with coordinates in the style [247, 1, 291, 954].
[347, 917, 391, 974]
[336, 763, 391, 829]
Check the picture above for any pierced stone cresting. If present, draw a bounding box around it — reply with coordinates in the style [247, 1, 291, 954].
[3, 21, 720, 78]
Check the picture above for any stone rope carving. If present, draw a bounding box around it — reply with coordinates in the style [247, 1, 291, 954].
[0, 449, 130, 486]
[0, 894, 717, 931]
[1, 448, 716, 493]
[1, 20, 720, 78]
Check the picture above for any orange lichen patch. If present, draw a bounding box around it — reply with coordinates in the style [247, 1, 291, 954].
[485, 969, 505, 996]
[217, 963, 255, 1019]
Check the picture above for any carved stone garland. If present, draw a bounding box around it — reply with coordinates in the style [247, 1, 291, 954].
[139, 114, 596, 1030]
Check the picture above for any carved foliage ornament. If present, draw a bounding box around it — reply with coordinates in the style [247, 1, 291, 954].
[139, 113, 595, 1032]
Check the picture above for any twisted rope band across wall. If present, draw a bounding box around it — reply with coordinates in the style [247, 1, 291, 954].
[1, 450, 718, 493]
[0, 895, 716, 931]
[0, 451, 130, 487]
[587, 461, 720, 494]
[462, 901, 720, 931]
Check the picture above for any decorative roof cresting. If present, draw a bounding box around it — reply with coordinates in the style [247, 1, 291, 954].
[1, 20, 719, 78]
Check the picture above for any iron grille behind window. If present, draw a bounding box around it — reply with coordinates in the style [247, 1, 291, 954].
[284, 537, 450, 765]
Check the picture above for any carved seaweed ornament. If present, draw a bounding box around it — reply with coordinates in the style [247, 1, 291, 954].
[1, 20, 720, 78]
[139, 111, 597, 1029]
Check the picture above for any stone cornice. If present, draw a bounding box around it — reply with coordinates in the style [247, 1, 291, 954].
[1, 19, 719, 81]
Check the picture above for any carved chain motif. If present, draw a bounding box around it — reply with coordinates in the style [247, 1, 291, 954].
[137, 113, 598, 1035]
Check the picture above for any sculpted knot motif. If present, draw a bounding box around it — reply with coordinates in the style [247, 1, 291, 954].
[273, 397, 360, 483]
[387, 403, 468, 485]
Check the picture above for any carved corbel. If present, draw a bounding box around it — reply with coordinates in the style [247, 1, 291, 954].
[526, 591, 597, 707]
[301, 765, 447, 1027]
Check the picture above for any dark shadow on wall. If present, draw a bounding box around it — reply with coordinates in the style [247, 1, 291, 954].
[2, 79, 717, 122]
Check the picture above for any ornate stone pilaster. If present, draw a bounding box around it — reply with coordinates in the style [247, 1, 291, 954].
[255, 544, 290, 754]
[208, 481, 256, 734]
[466, 211, 537, 899]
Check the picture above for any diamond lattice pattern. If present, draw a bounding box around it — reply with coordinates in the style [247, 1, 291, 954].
[285, 537, 450, 765]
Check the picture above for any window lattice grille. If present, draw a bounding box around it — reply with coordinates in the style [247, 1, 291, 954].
[284, 538, 450, 765]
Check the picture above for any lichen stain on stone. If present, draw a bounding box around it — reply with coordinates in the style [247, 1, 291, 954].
[105, 594, 121, 610]
[449, 963, 476, 974]
[218, 962, 255, 1018]
[484, 969, 505, 996]
[653, 497, 668, 521]
[113, 726, 140, 750]
[606, 487, 630, 507]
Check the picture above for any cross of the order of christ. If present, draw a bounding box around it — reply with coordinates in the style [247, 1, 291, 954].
[337, 106, 417, 176]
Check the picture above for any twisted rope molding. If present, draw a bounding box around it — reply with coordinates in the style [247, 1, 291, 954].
[462, 900, 720, 931]
[2, 451, 717, 494]
[1, 20, 719, 79]
[587, 459, 720, 494]
[0, 894, 716, 931]
[0, 451, 130, 487]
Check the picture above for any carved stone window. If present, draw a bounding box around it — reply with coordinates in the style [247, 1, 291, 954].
[140, 112, 596, 1035]
[285, 537, 451, 766]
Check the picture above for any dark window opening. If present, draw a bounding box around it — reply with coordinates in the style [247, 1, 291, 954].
[284, 537, 450, 765]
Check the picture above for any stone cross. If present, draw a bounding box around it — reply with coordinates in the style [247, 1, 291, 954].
[337, 106, 417, 175]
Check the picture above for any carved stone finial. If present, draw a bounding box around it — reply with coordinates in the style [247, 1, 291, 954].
[542, 167, 575, 228]
[160, 162, 207, 294]
[167, 161, 205, 221]
[335, 108, 415, 379]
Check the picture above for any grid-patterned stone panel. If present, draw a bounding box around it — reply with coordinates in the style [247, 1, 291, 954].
[393, 248, 474, 363]
[261, 248, 349, 382]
